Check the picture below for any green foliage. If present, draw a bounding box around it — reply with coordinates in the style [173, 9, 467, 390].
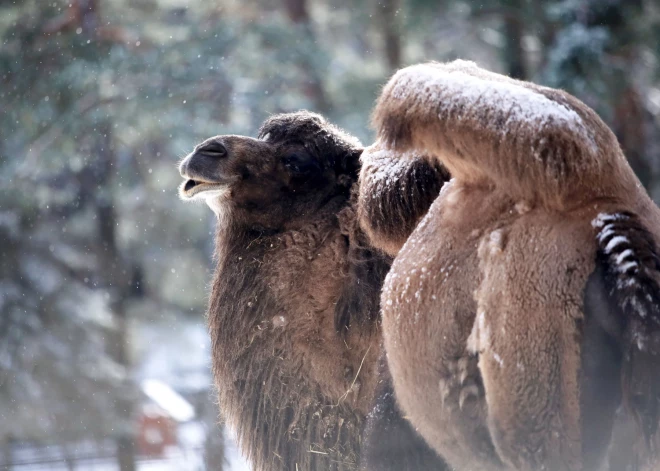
[2, 0, 660, 459]
[0, 0, 391, 448]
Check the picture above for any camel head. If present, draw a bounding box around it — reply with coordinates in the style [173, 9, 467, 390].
[179, 110, 363, 231]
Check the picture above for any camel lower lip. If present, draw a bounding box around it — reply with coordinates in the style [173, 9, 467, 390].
[180, 180, 227, 199]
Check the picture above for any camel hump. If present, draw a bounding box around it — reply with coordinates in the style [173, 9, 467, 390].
[372, 60, 634, 209]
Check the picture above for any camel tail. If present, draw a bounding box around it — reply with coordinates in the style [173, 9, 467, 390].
[592, 211, 660, 443]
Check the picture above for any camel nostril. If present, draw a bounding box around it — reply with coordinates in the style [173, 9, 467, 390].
[197, 141, 227, 158]
[184, 179, 198, 192]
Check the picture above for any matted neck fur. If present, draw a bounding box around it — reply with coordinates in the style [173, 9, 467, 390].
[178, 111, 448, 470]
[360, 60, 660, 471]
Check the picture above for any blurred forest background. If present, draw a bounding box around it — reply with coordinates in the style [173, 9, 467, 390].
[2, 0, 660, 469]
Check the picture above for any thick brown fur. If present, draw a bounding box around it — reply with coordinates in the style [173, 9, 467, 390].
[361, 60, 660, 470]
[356, 145, 451, 471]
[357, 147, 449, 257]
[178, 111, 447, 470]
[359, 347, 447, 471]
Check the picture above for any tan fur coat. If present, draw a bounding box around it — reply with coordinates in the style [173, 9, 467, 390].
[359, 60, 660, 471]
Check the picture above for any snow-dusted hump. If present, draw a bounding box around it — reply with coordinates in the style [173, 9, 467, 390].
[389, 62, 594, 151]
[372, 60, 631, 209]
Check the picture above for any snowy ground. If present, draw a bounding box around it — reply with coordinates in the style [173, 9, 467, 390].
[223, 429, 250, 471]
[10, 427, 250, 471]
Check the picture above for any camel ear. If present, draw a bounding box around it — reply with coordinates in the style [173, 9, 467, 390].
[334, 147, 363, 181]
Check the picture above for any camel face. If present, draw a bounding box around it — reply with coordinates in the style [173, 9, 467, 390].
[179, 111, 362, 231]
[179, 136, 341, 229]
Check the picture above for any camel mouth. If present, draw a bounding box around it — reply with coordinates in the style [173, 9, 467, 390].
[179, 178, 228, 200]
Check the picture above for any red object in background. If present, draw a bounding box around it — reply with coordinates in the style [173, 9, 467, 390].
[137, 405, 177, 457]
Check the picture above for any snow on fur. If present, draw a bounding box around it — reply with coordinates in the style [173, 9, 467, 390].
[388, 61, 597, 152]
[361, 147, 415, 189]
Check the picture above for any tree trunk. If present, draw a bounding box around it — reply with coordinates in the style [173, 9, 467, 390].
[93, 123, 137, 471]
[376, 0, 403, 70]
[204, 423, 226, 470]
[2, 437, 13, 470]
[502, 0, 526, 79]
[280, 0, 330, 112]
[282, 0, 309, 23]
[61, 442, 77, 471]
[532, 0, 555, 67]
[188, 390, 225, 471]
[613, 86, 652, 188]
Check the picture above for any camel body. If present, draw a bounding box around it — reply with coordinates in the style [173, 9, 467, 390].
[360, 60, 660, 470]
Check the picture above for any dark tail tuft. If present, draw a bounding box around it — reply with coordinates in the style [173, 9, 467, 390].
[593, 211, 660, 443]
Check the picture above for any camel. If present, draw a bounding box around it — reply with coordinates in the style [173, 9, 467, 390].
[178, 110, 448, 470]
[359, 60, 660, 471]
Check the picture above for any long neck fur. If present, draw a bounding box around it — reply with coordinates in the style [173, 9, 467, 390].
[208, 197, 389, 471]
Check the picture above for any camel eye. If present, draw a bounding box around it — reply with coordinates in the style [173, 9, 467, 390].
[282, 152, 320, 176]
